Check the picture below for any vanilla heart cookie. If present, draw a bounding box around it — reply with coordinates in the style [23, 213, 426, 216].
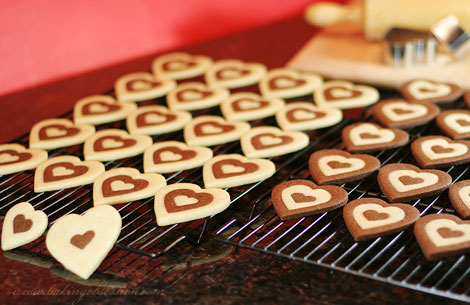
[220, 92, 285, 122]
[203, 154, 275, 188]
[377, 163, 452, 202]
[166, 82, 229, 111]
[184, 115, 250, 146]
[411, 136, 470, 168]
[314, 80, 379, 109]
[372, 99, 440, 129]
[46, 205, 121, 279]
[152, 52, 213, 80]
[34, 155, 105, 192]
[0, 144, 47, 175]
[400, 79, 463, 104]
[93, 167, 166, 206]
[144, 141, 213, 174]
[205, 59, 267, 89]
[309, 149, 380, 185]
[414, 213, 470, 260]
[154, 183, 230, 226]
[29, 118, 95, 150]
[436, 110, 470, 140]
[1, 202, 48, 251]
[275, 102, 343, 131]
[84, 129, 152, 161]
[271, 179, 347, 220]
[73, 95, 137, 125]
[259, 68, 323, 99]
[126, 105, 191, 135]
[240, 126, 309, 159]
[449, 181, 470, 219]
[342, 122, 409, 153]
[115, 72, 176, 102]
[343, 198, 419, 241]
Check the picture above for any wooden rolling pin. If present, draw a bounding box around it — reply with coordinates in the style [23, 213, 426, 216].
[305, 0, 470, 41]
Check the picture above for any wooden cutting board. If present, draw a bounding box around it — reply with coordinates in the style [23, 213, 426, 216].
[287, 24, 470, 90]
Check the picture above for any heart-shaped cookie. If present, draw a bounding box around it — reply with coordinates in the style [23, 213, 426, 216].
[400, 79, 463, 104]
[84, 129, 152, 161]
[259, 68, 323, 99]
[240, 126, 309, 159]
[411, 135, 470, 168]
[73, 95, 137, 125]
[372, 99, 440, 129]
[154, 183, 230, 226]
[166, 82, 229, 111]
[184, 115, 251, 146]
[126, 105, 191, 135]
[29, 118, 95, 150]
[115, 72, 176, 102]
[436, 110, 470, 140]
[144, 141, 213, 174]
[272, 179, 347, 220]
[93, 167, 166, 206]
[314, 80, 379, 109]
[220, 92, 285, 122]
[205, 59, 267, 89]
[0, 144, 47, 175]
[414, 213, 470, 260]
[1, 202, 48, 251]
[34, 155, 105, 192]
[309, 149, 380, 185]
[343, 198, 419, 241]
[377, 163, 452, 202]
[46, 205, 121, 279]
[342, 122, 409, 153]
[152, 52, 213, 80]
[203, 154, 275, 188]
[275, 102, 343, 131]
[449, 180, 470, 219]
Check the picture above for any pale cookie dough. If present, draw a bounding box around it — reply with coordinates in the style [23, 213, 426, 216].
[152, 52, 213, 80]
[93, 167, 166, 206]
[126, 105, 191, 135]
[154, 183, 230, 226]
[29, 118, 95, 150]
[34, 155, 105, 192]
[205, 59, 267, 89]
[184, 115, 250, 147]
[166, 82, 229, 111]
[314, 80, 379, 109]
[73, 95, 137, 125]
[84, 129, 152, 161]
[46, 205, 121, 279]
[240, 126, 309, 159]
[144, 141, 213, 174]
[259, 68, 323, 99]
[275, 102, 343, 131]
[203, 154, 275, 188]
[220, 92, 285, 122]
[1, 202, 48, 251]
[115, 72, 176, 102]
[0, 144, 47, 175]
[400, 79, 463, 104]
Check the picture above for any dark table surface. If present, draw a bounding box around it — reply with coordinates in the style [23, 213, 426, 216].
[0, 16, 467, 305]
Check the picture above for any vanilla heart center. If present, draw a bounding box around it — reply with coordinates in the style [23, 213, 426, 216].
[46, 127, 68, 138]
[173, 195, 199, 206]
[88, 103, 110, 113]
[443, 113, 470, 134]
[0, 153, 20, 163]
[159, 151, 183, 162]
[100, 138, 125, 149]
[144, 113, 167, 124]
[420, 138, 467, 160]
[258, 135, 284, 146]
[237, 100, 261, 110]
[382, 102, 427, 122]
[330, 88, 354, 98]
[281, 184, 331, 210]
[353, 203, 405, 229]
[274, 77, 299, 88]
[220, 164, 245, 174]
[458, 185, 470, 209]
[110, 180, 135, 192]
[349, 123, 395, 146]
[407, 80, 451, 100]
[180, 90, 205, 100]
[131, 81, 153, 91]
[318, 155, 365, 176]
[292, 109, 317, 121]
[201, 124, 224, 134]
[388, 169, 438, 192]
[425, 218, 470, 247]
[52, 166, 75, 177]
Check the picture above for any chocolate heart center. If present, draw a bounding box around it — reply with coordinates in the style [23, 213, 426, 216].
[164, 189, 213, 213]
[437, 227, 464, 238]
[194, 122, 235, 136]
[291, 193, 316, 203]
[323, 86, 362, 101]
[363, 210, 390, 221]
[153, 147, 197, 164]
[286, 108, 326, 122]
[136, 111, 176, 127]
[251, 133, 293, 149]
[399, 176, 424, 185]
[93, 135, 137, 152]
[392, 108, 414, 115]
[13, 214, 33, 234]
[43, 162, 88, 182]
[82, 101, 120, 115]
[359, 133, 381, 139]
[456, 119, 470, 127]
[431, 145, 454, 154]
[327, 161, 352, 169]
[215, 67, 250, 80]
[38, 124, 80, 140]
[102, 175, 149, 197]
[176, 88, 212, 102]
[212, 159, 259, 179]
[70, 230, 95, 249]
[0, 149, 32, 166]
[268, 76, 306, 90]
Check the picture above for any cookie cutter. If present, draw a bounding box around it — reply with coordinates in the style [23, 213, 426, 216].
[431, 14, 470, 60]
